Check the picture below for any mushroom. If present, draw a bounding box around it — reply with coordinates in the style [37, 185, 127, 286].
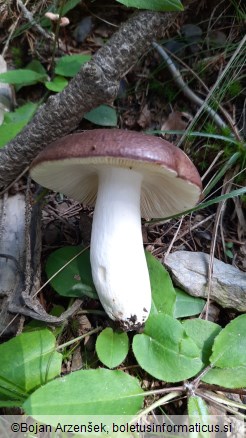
[30, 129, 202, 330]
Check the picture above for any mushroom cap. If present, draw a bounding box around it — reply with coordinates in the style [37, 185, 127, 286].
[30, 129, 202, 218]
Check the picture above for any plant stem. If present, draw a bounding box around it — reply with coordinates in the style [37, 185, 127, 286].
[130, 391, 183, 424]
[56, 326, 102, 350]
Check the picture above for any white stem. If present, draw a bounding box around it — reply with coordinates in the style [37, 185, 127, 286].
[90, 166, 151, 330]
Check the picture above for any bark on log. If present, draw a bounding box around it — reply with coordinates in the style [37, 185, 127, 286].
[0, 10, 177, 190]
[0, 189, 83, 337]
[0, 2, 198, 190]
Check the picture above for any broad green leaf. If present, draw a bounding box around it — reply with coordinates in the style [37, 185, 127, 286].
[209, 314, 246, 368]
[45, 246, 97, 299]
[0, 400, 23, 407]
[62, 0, 82, 14]
[188, 395, 209, 416]
[4, 102, 38, 124]
[15, 60, 47, 91]
[0, 102, 38, 147]
[0, 386, 24, 406]
[0, 330, 61, 400]
[84, 105, 118, 126]
[202, 366, 246, 388]
[200, 315, 246, 388]
[0, 120, 30, 147]
[188, 396, 210, 438]
[146, 251, 176, 317]
[116, 0, 183, 12]
[0, 69, 46, 85]
[55, 54, 91, 77]
[133, 314, 203, 382]
[183, 319, 221, 365]
[225, 249, 234, 259]
[174, 288, 206, 318]
[23, 368, 144, 415]
[96, 328, 129, 368]
[25, 59, 47, 76]
[45, 76, 68, 92]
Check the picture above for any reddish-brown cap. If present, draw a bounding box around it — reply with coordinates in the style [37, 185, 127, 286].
[30, 129, 202, 218]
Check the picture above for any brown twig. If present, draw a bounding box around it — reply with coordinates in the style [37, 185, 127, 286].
[16, 0, 54, 41]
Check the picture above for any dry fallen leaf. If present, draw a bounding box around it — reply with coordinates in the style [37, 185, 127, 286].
[161, 111, 193, 133]
[137, 104, 151, 128]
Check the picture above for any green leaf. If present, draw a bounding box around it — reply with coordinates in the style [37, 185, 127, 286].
[45, 76, 68, 92]
[0, 121, 28, 147]
[84, 105, 118, 126]
[209, 314, 246, 368]
[174, 288, 206, 318]
[0, 401, 23, 408]
[148, 187, 246, 222]
[201, 315, 246, 388]
[0, 330, 62, 401]
[25, 59, 47, 76]
[4, 102, 38, 124]
[225, 242, 233, 249]
[146, 129, 242, 146]
[183, 319, 221, 365]
[96, 328, 129, 368]
[0, 69, 46, 85]
[14, 60, 47, 91]
[146, 251, 176, 317]
[116, 0, 184, 12]
[55, 54, 91, 77]
[225, 249, 234, 259]
[188, 396, 210, 438]
[23, 368, 144, 415]
[0, 102, 38, 148]
[0, 399, 23, 407]
[133, 314, 203, 382]
[45, 246, 97, 299]
[202, 366, 246, 388]
[203, 152, 240, 196]
[188, 395, 209, 416]
[61, 0, 81, 14]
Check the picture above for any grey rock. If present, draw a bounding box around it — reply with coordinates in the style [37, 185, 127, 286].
[164, 251, 246, 311]
[181, 24, 202, 41]
[207, 30, 227, 48]
[73, 16, 93, 43]
[180, 24, 202, 54]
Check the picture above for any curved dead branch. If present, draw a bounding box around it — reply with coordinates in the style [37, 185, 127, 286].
[0, 5, 196, 190]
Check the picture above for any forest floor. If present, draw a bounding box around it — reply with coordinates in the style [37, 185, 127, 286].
[0, 0, 245, 420]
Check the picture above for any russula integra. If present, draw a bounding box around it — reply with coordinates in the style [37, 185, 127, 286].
[30, 129, 202, 330]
